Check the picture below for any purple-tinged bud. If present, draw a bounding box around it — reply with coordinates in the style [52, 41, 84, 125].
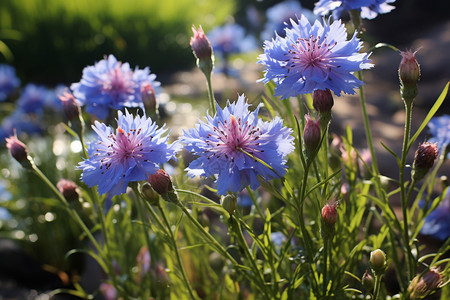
[370, 249, 386, 275]
[5, 134, 32, 169]
[412, 142, 439, 181]
[399, 50, 420, 88]
[221, 194, 237, 215]
[321, 200, 339, 239]
[190, 25, 212, 60]
[190, 25, 214, 77]
[408, 267, 443, 299]
[148, 169, 173, 195]
[303, 114, 321, 159]
[59, 91, 81, 123]
[99, 283, 117, 300]
[141, 82, 158, 115]
[321, 200, 338, 226]
[57, 179, 79, 202]
[136, 246, 151, 283]
[362, 270, 374, 292]
[399, 50, 420, 103]
[148, 169, 178, 204]
[313, 89, 334, 113]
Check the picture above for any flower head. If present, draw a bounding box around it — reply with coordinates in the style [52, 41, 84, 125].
[78, 110, 178, 196]
[258, 15, 373, 99]
[321, 200, 338, 226]
[59, 91, 82, 123]
[16, 84, 52, 115]
[0, 64, 20, 101]
[207, 24, 257, 57]
[427, 115, 449, 159]
[71, 55, 161, 119]
[180, 94, 294, 195]
[314, 0, 396, 20]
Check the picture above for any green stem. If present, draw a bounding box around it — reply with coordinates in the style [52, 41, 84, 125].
[372, 274, 382, 300]
[157, 204, 197, 299]
[205, 72, 216, 115]
[399, 101, 414, 281]
[323, 237, 329, 297]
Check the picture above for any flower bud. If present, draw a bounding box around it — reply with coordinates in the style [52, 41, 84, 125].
[303, 114, 321, 159]
[59, 91, 81, 123]
[408, 267, 443, 299]
[190, 25, 212, 60]
[190, 25, 214, 77]
[370, 249, 386, 275]
[362, 270, 374, 292]
[221, 194, 237, 215]
[141, 82, 158, 115]
[140, 182, 160, 205]
[399, 50, 420, 103]
[148, 169, 173, 195]
[313, 89, 334, 113]
[5, 134, 32, 169]
[57, 179, 79, 202]
[321, 200, 338, 226]
[412, 142, 439, 181]
[399, 50, 420, 88]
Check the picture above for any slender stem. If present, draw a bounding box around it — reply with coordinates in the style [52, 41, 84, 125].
[205, 72, 216, 115]
[230, 216, 270, 299]
[372, 274, 382, 300]
[157, 204, 196, 299]
[323, 237, 329, 297]
[399, 101, 414, 281]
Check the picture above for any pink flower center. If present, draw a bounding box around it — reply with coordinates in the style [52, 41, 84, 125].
[205, 115, 263, 162]
[95, 127, 151, 173]
[102, 66, 136, 101]
[286, 35, 337, 73]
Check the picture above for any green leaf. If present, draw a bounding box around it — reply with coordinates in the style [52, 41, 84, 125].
[261, 95, 277, 119]
[407, 81, 449, 151]
[65, 248, 108, 272]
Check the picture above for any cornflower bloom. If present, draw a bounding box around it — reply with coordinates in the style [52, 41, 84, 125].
[16, 84, 52, 115]
[0, 64, 20, 101]
[180, 94, 294, 195]
[420, 189, 450, 241]
[314, 0, 396, 20]
[78, 110, 178, 196]
[71, 55, 161, 119]
[258, 15, 373, 99]
[207, 23, 257, 57]
[427, 114, 449, 159]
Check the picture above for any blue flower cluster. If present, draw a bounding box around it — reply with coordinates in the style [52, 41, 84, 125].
[71, 55, 161, 119]
[0, 64, 20, 101]
[207, 23, 257, 58]
[427, 115, 450, 159]
[259, 15, 373, 98]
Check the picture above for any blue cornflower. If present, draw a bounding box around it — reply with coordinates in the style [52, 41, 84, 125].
[0, 64, 20, 101]
[71, 55, 161, 119]
[258, 15, 373, 98]
[0, 110, 43, 141]
[207, 23, 257, 57]
[261, 0, 316, 41]
[427, 115, 449, 159]
[314, 0, 396, 20]
[420, 189, 450, 241]
[16, 84, 52, 115]
[180, 94, 294, 195]
[78, 110, 178, 196]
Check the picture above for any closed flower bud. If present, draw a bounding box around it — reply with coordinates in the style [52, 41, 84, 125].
[190, 25, 212, 61]
[303, 114, 321, 159]
[370, 249, 386, 275]
[399, 50, 420, 103]
[399, 50, 420, 88]
[408, 267, 443, 299]
[57, 179, 79, 202]
[141, 82, 158, 115]
[322, 200, 338, 226]
[362, 270, 374, 292]
[221, 194, 237, 215]
[59, 92, 81, 123]
[412, 142, 439, 181]
[313, 89, 334, 113]
[6, 134, 32, 169]
[148, 169, 173, 195]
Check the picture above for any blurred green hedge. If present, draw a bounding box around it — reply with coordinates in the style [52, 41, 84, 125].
[0, 0, 235, 85]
